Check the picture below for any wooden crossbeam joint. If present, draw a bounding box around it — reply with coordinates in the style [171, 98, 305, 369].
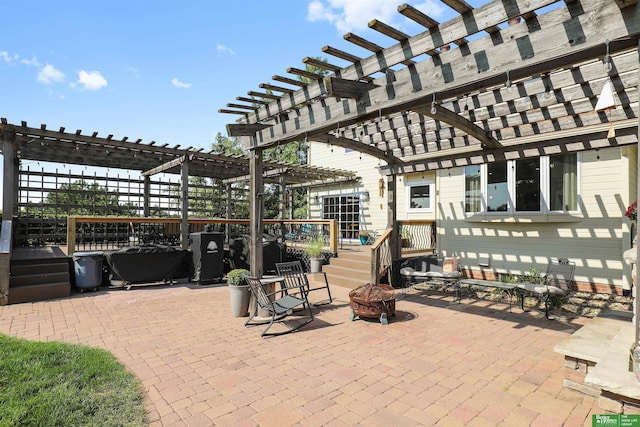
[227, 123, 272, 137]
[324, 77, 379, 99]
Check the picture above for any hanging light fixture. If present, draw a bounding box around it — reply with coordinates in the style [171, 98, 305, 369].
[595, 80, 616, 138]
[594, 40, 616, 138]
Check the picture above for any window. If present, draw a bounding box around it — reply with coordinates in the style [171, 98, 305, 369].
[406, 180, 434, 212]
[487, 162, 508, 212]
[515, 158, 540, 212]
[464, 153, 579, 214]
[322, 195, 360, 239]
[465, 165, 481, 213]
[549, 153, 578, 211]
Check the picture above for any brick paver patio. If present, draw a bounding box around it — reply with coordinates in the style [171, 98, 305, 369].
[0, 283, 601, 426]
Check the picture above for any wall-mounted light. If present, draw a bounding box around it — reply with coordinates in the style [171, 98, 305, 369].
[362, 191, 370, 203]
[313, 195, 320, 204]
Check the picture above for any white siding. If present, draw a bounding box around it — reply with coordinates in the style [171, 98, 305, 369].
[308, 142, 388, 233]
[308, 141, 636, 289]
[436, 147, 633, 288]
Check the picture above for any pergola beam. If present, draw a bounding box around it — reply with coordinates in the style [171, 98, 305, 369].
[226, 123, 272, 137]
[142, 153, 194, 176]
[412, 104, 502, 149]
[310, 133, 403, 165]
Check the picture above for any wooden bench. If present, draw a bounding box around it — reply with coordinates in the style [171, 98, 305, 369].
[457, 279, 518, 311]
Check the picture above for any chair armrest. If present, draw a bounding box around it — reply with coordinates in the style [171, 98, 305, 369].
[265, 281, 307, 298]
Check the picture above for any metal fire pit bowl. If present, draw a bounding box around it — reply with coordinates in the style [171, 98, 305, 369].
[349, 283, 396, 325]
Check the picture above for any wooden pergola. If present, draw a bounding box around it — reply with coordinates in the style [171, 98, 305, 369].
[223, 0, 639, 270]
[0, 118, 356, 248]
[222, 0, 640, 331]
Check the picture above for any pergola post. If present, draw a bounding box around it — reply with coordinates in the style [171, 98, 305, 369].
[388, 174, 400, 260]
[1, 128, 16, 306]
[279, 174, 286, 245]
[180, 157, 189, 249]
[2, 128, 18, 221]
[249, 147, 264, 278]
[226, 183, 232, 244]
[143, 175, 150, 217]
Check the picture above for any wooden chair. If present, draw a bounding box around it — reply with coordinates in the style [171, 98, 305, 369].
[276, 261, 333, 305]
[516, 258, 575, 319]
[244, 276, 314, 337]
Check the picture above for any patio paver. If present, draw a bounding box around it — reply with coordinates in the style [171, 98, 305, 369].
[0, 283, 601, 426]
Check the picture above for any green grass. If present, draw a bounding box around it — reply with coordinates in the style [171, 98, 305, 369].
[0, 334, 146, 427]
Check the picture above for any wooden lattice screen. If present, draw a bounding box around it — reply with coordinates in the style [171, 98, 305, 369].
[15, 167, 249, 246]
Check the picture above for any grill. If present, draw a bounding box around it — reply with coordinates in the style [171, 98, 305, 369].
[349, 283, 396, 325]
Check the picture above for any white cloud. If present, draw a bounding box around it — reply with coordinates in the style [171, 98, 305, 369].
[76, 70, 107, 90]
[307, 0, 445, 33]
[171, 78, 191, 88]
[21, 56, 41, 67]
[37, 64, 65, 84]
[0, 51, 18, 64]
[216, 44, 234, 55]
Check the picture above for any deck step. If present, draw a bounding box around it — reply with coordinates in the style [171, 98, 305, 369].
[8, 282, 71, 304]
[11, 260, 70, 276]
[8, 256, 72, 304]
[324, 248, 371, 289]
[10, 271, 71, 287]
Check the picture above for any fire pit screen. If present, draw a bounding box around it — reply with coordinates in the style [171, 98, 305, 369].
[349, 283, 396, 325]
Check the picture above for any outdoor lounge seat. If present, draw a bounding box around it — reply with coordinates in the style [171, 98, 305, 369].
[245, 276, 314, 337]
[276, 261, 332, 305]
[399, 255, 461, 295]
[516, 257, 575, 319]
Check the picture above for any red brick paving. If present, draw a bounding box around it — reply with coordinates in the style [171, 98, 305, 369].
[0, 283, 602, 426]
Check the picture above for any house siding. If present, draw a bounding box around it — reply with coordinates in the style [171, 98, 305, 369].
[436, 147, 634, 292]
[308, 143, 388, 234]
[309, 140, 636, 292]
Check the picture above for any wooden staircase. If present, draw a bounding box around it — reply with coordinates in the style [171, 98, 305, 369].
[9, 257, 72, 304]
[323, 245, 373, 290]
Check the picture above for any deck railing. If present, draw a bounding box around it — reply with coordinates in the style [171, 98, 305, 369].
[371, 228, 393, 284]
[66, 217, 338, 254]
[370, 220, 436, 284]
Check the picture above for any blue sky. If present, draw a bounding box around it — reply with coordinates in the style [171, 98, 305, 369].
[0, 0, 487, 205]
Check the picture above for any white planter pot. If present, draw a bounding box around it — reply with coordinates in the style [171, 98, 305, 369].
[310, 257, 323, 273]
[229, 285, 250, 317]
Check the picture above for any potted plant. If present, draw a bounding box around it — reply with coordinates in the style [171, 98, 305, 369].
[305, 236, 324, 273]
[227, 268, 250, 317]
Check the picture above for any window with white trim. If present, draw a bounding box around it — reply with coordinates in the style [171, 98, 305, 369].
[464, 153, 579, 214]
[406, 179, 434, 213]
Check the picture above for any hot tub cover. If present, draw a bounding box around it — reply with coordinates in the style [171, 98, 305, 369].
[105, 244, 189, 282]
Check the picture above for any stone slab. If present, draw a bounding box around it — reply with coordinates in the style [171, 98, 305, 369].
[586, 322, 640, 400]
[554, 309, 633, 363]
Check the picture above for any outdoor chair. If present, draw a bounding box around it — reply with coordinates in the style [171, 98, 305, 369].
[276, 261, 333, 305]
[244, 276, 314, 337]
[516, 258, 575, 319]
[285, 223, 315, 242]
[399, 255, 461, 297]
